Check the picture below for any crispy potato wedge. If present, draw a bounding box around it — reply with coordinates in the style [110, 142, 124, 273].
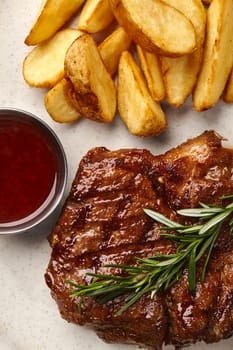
[25, 0, 85, 45]
[117, 51, 167, 136]
[136, 45, 165, 102]
[163, 0, 206, 47]
[45, 79, 81, 123]
[160, 0, 206, 107]
[98, 27, 131, 76]
[193, 0, 233, 111]
[78, 0, 114, 33]
[23, 29, 83, 88]
[161, 48, 204, 107]
[109, 0, 196, 57]
[64, 34, 116, 123]
[223, 68, 233, 103]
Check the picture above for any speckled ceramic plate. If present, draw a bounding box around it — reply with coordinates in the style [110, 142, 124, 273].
[0, 1, 233, 349]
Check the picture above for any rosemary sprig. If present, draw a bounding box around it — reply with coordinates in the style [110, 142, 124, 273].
[67, 195, 233, 315]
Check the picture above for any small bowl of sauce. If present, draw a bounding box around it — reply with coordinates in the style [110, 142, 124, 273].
[0, 108, 67, 235]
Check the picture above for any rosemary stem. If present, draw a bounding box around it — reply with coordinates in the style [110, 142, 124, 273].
[67, 195, 233, 315]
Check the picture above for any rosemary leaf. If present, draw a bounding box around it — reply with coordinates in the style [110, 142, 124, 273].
[143, 209, 181, 229]
[177, 207, 224, 217]
[67, 195, 233, 315]
[199, 208, 233, 235]
[201, 225, 220, 281]
[188, 244, 198, 293]
[220, 194, 233, 200]
[199, 202, 211, 208]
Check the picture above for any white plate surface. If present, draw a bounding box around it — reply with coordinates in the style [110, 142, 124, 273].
[0, 1, 233, 349]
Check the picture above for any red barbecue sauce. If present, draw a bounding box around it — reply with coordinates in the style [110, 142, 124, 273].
[0, 115, 59, 225]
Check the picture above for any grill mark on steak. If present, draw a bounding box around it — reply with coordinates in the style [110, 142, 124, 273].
[45, 130, 233, 349]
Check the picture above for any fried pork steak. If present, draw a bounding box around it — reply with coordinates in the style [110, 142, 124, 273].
[45, 131, 233, 349]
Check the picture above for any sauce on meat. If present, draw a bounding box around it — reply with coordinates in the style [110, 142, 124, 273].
[0, 115, 59, 225]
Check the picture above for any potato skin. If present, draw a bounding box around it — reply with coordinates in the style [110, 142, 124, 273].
[65, 79, 101, 121]
[118, 51, 167, 136]
[136, 45, 165, 102]
[98, 27, 131, 76]
[78, 0, 114, 33]
[109, 0, 196, 57]
[223, 69, 233, 103]
[193, 0, 233, 111]
[64, 34, 116, 123]
[25, 0, 85, 45]
[23, 29, 83, 88]
[160, 0, 206, 107]
[45, 79, 81, 123]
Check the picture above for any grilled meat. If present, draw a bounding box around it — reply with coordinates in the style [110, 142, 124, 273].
[45, 131, 233, 349]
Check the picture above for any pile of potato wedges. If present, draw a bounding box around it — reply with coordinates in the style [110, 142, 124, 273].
[23, 0, 233, 136]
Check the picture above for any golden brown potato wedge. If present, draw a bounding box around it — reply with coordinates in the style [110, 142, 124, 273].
[64, 34, 116, 123]
[161, 48, 204, 107]
[193, 0, 233, 111]
[78, 0, 114, 33]
[45, 79, 81, 123]
[223, 68, 233, 103]
[109, 0, 196, 57]
[117, 51, 167, 136]
[98, 27, 131, 76]
[163, 0, 206, 47]
[23, 29, 83, 88]
[136, 45, 165, 102]
[160, 0, 206, 107]
[25, 0, 85, 45]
